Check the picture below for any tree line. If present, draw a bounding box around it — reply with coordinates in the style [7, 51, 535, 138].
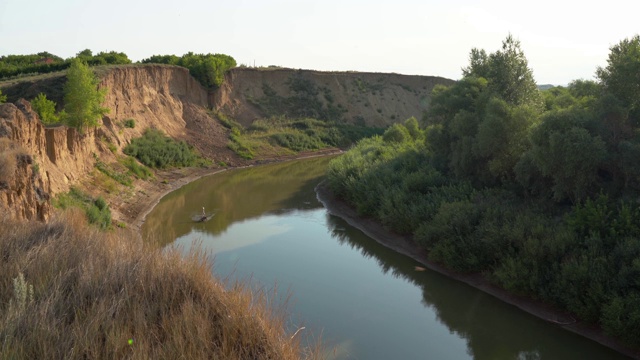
[0, 50, 237, 89]
[327, 34, 640, 347]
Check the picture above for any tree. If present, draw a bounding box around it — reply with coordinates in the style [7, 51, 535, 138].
[597, 35, 640, 120]
[527, 108, 607, 202]
[62, 59, 109, 133]
[0, 89, 6, 103]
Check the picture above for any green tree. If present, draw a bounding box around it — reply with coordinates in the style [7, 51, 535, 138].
[527, 108, 607, 202]
[0, 89, 6, 103]
[62, 59, 109, 133]
[31, 93, 62, 124]
[597, 35, 640, 121]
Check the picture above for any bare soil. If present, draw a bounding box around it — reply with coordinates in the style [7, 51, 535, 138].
[315, 182, 640, 360]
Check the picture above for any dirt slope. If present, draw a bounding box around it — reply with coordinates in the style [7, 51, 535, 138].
[214, 68, 455, 127]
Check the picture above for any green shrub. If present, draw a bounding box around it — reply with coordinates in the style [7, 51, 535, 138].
[31, 93, 61, 125]
[270, 132, 324, 152]
[123, 119, 135, 128]
[123, 129, 206, 168]
[53, 187, 112, 230]
[601, 293, 640, 344]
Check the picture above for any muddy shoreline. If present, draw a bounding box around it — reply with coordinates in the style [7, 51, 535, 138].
[315, 181, 639, 359]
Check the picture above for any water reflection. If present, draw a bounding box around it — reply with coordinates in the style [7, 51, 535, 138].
[144, 157, 628, 360]
[325, 214, 625, 360]
[143, 157, 333, 246]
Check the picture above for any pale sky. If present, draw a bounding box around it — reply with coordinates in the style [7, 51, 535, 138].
[1, 0, 638, 85]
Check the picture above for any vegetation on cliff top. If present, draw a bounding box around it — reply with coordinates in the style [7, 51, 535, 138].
[327, 34, 640, 348]
[0, 211, 317, 359]
[140, 52, 236, 89]
[0, 50, 131, 80]
[1, 49, 236, 90]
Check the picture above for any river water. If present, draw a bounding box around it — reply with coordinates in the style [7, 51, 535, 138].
[142, 156, 627, 360]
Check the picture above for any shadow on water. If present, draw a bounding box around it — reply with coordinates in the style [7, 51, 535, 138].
[325, 214, 628, 360]
[143, 157, 334, 247]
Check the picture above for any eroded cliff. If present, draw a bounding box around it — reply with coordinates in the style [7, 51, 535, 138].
[213, 68, 455, 127]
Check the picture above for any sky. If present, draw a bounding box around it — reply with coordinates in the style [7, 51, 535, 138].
[1, 0, 638, 85]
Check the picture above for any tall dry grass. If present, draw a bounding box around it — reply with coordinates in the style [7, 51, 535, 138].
[0, 210, 321, 359]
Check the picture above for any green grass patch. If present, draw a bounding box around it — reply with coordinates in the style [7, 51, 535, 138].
[53, 187, 112, 229]
[120, 156, 153, 180]
[94, 156, 133, 186]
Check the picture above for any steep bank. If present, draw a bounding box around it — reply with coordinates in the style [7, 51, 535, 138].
[213, 68, 455, 127]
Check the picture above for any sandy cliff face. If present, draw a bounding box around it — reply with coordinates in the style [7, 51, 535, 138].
[213, 68, 455, 127]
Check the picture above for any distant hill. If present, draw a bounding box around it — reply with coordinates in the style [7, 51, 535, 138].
[537, 84, 556, 90]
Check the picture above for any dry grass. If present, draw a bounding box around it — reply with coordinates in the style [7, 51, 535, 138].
[0, 210, 322, 359]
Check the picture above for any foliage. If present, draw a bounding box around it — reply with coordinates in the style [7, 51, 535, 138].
[0, 89, 6, 103]
[123, 118, 135, 128]
[30, 93, 62, 125]
[223, 113, 383, 159]
[120, 156, 153, 180]
[62, 59, 109, 132]
[95, 156, 133, 186]
[0, 50, 132, 79]
[141, 52, 236, 88]
[328, 35, 640, 348]
[123, 128, 206, 168]
[53, 187, 112, 229]
[597, 35, 640, 121]
[462, 34, 543, 110]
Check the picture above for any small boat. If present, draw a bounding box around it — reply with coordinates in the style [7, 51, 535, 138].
[192, 207, 215, 222]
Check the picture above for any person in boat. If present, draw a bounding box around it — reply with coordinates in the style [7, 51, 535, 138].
[200, 206, 207, 222]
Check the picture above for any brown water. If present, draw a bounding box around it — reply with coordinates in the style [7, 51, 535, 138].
[143, 157, 629, 359]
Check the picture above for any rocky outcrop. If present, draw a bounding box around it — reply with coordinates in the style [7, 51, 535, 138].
[213, 68, 455, 127]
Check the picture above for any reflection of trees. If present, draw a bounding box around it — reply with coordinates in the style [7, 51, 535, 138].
[325, 214, 621, 360]
[143, 157, 334, 247]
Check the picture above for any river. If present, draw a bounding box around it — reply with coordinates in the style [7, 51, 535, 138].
[142, 156, 628, 360]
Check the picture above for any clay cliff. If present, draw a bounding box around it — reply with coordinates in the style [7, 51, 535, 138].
[0, 65, 454, 222]
[213, 68, 455, 127]
[0, 65, 234, 221]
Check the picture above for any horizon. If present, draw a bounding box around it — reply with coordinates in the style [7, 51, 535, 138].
[1, 0, 638, 86]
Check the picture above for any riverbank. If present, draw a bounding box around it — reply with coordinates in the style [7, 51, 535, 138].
[119, 148, 342, 232]
[315, 182, 639, 359]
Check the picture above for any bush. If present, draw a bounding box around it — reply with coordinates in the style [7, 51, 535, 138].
[123, 129, 206, 168]
[53, 187, 112, 229]
[123, 118, 135, 128]
[30, 93, 61, 125]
